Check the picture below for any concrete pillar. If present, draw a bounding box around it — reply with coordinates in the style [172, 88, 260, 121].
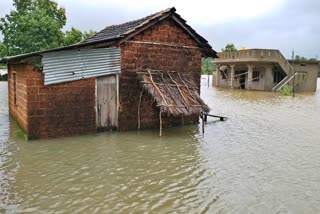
[264, 65, 274, 91]
[247, 64, 253, 90]
[215, 64, 220, 87]
[230, 64, 235, 88]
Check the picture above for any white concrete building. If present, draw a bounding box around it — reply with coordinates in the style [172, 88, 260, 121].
[214, 49, 318, 92]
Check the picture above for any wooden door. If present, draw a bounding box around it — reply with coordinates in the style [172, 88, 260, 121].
[97, 75, 118, 131]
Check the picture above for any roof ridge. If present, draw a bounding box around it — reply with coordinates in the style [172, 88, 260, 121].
[81, 7, 175, 44]
[102, 7, 174, 32]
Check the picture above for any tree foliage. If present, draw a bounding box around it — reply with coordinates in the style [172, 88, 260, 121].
[201, 57, 216, 75]
[64, 27, 83, 46]
[0, 41, 6, 57]
[295, 55, 317, 62]
[0, 0, 67, 56]
[63, 28, 97, 46]
[82, 30, 96, 40]
[221, 43, 237, 52]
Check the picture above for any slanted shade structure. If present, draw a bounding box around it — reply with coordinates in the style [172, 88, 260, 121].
[137, 69, 210, 136]
[138, 70, 210, 116]
[137, 70, 209, 116]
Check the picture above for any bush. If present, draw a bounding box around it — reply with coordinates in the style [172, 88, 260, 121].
[279, 85, 293, 96]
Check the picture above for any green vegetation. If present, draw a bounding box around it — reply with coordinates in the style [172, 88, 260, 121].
[82, 30, 97, 40]
[0, 0, 67, 56]
[15, 129, 29, 140]
[0, 41, 6, 57]
[0, 0, 96, 57]
[0, 62, 6, 81]
[64, 28, 96, 46]
[201, 57, 216, 75]
[221, 43, 237, 52]
[295, 55, 317, 62]
[0, 74, 8, 81]
[279, 85, 293, 96]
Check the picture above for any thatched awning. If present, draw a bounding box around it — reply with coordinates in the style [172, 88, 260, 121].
[137, 70, 210, 116]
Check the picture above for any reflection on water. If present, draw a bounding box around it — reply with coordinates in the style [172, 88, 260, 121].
[1, 79, 320, 213]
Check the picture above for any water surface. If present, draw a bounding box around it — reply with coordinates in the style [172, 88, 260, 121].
[0, 78, 320, 213]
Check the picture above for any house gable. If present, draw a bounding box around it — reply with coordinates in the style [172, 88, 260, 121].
[129, 17, 199, 47]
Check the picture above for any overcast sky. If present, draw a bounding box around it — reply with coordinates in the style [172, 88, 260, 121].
[0, 0, 319, 59]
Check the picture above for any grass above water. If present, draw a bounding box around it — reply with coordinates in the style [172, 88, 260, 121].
[279, 85, 293, 96]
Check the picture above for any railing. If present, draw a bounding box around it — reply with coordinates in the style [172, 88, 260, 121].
[273, 72, 308, 91]
[217, 49, 293, 76]
[272, 76, 289, 91]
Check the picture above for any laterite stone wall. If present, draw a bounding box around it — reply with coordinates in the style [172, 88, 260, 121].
[8, 63, 96, 139]
[119, 18, 203, 130]
[8, 64, 29, 133]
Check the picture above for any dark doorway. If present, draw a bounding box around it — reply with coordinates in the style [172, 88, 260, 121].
[239, 70, 246, 89]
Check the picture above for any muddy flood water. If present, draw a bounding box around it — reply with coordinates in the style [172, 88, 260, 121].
[1, 77, 320, 213]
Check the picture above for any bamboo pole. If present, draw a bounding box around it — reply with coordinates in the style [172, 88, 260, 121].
[201, 113, 205, 134]
[156, 104, 204, 107]
[177, 73, 198, 104]
[160, 72, 179, 108]
[159, 108, 162, 137]
[137, 88, 144, 130]
[167, 72, 189, 106]
[148, 70, 168, 106]
[136, 70, 177, 75]
[140, 81, 194, 88]
[128, 41, 201, 50]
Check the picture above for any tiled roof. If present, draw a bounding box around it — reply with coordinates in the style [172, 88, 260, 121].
[81, 8, 174, 44]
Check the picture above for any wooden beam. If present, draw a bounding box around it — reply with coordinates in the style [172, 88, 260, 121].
[128, 41, 201, 50]
[204, 113, 227, 121]
[148, 70, 168, 106]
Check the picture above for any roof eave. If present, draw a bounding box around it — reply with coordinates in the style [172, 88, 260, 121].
[0, 37, 120, 64]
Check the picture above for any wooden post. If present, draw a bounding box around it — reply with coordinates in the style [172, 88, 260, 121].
[292, 50, 295, 98]
[159, 108, 162, 137]
[138, 88, 143, 130]
[201, 114, 205, 134]
[292, 72, 295, 98]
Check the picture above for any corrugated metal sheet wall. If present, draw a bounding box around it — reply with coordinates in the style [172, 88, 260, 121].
[42, 47, 121, 85]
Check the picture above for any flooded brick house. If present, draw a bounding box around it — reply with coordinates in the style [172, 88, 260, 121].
[0, 7, 217, 139]
[214, 49, 318, 92]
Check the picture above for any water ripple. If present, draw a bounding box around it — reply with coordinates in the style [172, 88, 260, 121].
[0, 80, 320, 213]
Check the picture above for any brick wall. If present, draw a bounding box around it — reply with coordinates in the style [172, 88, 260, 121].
[8, 63, 96, 139]
[8, 64, 29, 132]
[119, 19, 203, 130]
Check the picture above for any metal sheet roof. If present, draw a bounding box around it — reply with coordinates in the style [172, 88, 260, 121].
[42, 47, 121, 85]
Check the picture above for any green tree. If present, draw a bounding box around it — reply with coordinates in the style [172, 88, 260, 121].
[83, 30, 96, 40]
[0, 41, 6, 57]
[63, 28, 97, 46]
[0, 0, 66, 56]
[221, 43, 237, 52]
[295, 55, 308, 61]
[201, 57, 216, 75]
[64, 27, 83, 46]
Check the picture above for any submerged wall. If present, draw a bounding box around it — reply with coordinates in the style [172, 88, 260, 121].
[8, 63, 96, 139]
[119, 18, 203, 130]
[8, 64, 30, 133]
[291, 62, 318, 92]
